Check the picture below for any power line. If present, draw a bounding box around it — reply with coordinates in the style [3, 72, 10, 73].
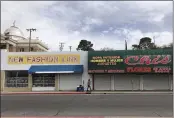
[26, 28, 37, 52]
[59, 42, 65, 51]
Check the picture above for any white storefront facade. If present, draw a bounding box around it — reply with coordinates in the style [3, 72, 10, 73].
[1, 50, 89, 92]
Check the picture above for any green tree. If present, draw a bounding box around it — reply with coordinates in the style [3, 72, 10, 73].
[76, 39, 94, 51]
[132, 37, 157, 50]
[160, 42, 173, 49]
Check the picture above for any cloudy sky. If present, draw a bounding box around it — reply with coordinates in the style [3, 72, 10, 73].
[1, 1, 173, 51]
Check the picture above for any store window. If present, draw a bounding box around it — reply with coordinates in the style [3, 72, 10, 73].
[30, 47, 34, 51]
[0, 45, 6, 49]
[32, 74, 55, 87]
[19, 48, 25, 52]
[5, 71, 28, 87]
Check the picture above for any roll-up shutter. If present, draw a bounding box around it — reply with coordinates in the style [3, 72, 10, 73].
[59, 74, 82, 90]
[114, 74, 140, 90]
[143, 74, 170, 90]
[94, 74, 111, 90]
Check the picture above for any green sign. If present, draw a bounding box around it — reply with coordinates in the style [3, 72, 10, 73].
[88, 49, 173, 74]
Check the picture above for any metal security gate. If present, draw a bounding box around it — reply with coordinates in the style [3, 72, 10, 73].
[114, 74, 140, 90]
[59, 74, 82, 90]
[94, 74, 111, 90]
[32, 73, 56, 91]
[143, 74, 170, 90]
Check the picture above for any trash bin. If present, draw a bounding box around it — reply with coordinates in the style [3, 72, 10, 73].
[76, 86, 80, 92]
[76, 85, 84, 92]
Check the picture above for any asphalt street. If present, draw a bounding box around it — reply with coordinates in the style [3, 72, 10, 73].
[1, 93, 173, 117]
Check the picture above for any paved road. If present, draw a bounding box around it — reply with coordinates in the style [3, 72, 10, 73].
[1, 93, 173, 117]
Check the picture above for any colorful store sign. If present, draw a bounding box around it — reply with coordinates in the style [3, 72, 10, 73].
[88, 51, 126, 73]
[8, 54, 80, 64]
[125, 55, 172, 73]
[88, 50, 173, 74]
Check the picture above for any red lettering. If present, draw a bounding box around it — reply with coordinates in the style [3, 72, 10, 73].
[127, 67, 151, 73]
[160, 55, 170, 64]
[158, 68, 163, 73]
[151, 55, 161, 64]
[88, 70, 104, 73]
[108, 69, 125, 73]
[139, 56, 151, 65]
[124, 56, 139, 65]
[153, 67, 171, 73]
[127, 67, 132, 72]
[125, 55, 171, 65]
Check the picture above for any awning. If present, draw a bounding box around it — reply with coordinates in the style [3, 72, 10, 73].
[28, 65, 83, 74]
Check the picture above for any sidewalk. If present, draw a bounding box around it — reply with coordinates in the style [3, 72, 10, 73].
[1, 91, 87, 95]
[91, 90, 173, 94]
[1, 90, 173, 95]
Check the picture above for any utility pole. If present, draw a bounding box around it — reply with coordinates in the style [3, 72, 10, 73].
[153, 36, 156, 46]
[59, 42, 65, 51]
[69, 46, 72, 52]
[26, 28, 37, 52]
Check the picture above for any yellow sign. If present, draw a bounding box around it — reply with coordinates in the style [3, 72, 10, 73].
[8, 54, 80, 64]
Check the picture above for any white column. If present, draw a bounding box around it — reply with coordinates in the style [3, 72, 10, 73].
[58, 74, 60, 90]
[169, 75, 173, 90]
[111, 75, 115, 91]
[6, 44, 9, 51]
[55, 74, 59, 91]
[140, 75, 144, 90]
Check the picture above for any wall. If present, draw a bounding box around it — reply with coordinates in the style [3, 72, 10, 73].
[1, 50, 90, 90]
[1, 70, 5, 91]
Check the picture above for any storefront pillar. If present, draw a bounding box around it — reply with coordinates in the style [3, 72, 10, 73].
[1, 70, 5, 91]
[169, 75, 173, 90]
[28, 74, 32, 91]
[55, 74, 59, 91]
[6, 44, 9, 51]
[140, 75, 143, 91]
[111, 75, 115, 91]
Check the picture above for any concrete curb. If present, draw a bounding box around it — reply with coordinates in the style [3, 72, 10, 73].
[1, 91, 173, 95]
[1, 116, 172, 118]
[1, 92, 87, 95]
[91, 92, 173, 94]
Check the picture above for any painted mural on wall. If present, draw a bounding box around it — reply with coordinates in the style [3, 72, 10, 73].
[88, 49, 173, 74]
[8, 54, 80, 64]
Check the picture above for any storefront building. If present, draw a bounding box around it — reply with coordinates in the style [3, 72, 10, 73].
[1, 50, 89, 92]
[88, 49, 173, 91]
[1, 49, 173, 92]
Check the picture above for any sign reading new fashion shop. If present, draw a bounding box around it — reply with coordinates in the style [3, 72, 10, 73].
[88, 50, 173, 74]
[8, 54, 80, 64]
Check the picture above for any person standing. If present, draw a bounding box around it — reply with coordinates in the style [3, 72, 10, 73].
[87, 79, 91, 91]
